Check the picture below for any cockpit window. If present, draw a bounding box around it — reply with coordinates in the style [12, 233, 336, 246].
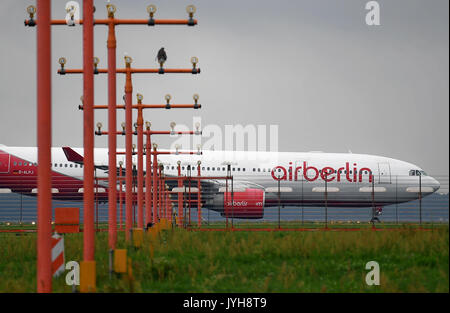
[409, 169, 427, 176]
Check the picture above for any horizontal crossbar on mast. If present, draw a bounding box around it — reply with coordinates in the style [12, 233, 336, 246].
[24, 19, 198, 26]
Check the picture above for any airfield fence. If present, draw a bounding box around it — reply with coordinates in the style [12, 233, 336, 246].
[0, 174, 448, 230]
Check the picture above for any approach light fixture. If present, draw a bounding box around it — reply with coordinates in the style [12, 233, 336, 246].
[197, 144, 202, 155]
[124, 54, 133, 66]
[145, 121, 151, 130]
[96, 122, 102, 135]
[106, 3, 116, 17]
[195, 122, 201, 135]
[170, 122, 176, 134]
[186, 5, 196, 25]
[93, 57, 100, 74]
[147, 4, 157, 15]
[147, 4, 156, 25]
[165, 94, 172, 109]
[25, 5, 36, 26]
[58, 57, 67, 74]
[191, 56, 198, 69]
[175, 144, 181, 155]
[27, 5, 36, 17]
[121, 122, 126, 134]
[136, 93, 143, 104]
[193, 93, 199, 108]
[66, 5, 76, 26]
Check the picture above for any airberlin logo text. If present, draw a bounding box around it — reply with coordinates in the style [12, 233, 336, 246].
[226, 200, 264, 207]
[271, 162, 373, 183]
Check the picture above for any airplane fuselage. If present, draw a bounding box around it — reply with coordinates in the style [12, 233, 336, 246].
[0, 145, 441, 217]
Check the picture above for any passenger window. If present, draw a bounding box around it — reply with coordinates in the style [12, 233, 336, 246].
[70, 164, 73, 168]
[65, 164, 68, 168]
[243, 168, 245, 172]
[18, 162, 22, 166]
[207, 167, 210, 171]
[212, 167, 215, 171]
[258, 168, 260, 172]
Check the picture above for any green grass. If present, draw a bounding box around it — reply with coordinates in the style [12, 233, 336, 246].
[0, 226, 448, 292]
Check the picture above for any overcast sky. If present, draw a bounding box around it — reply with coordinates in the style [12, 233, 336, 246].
[0, 0, 448, 177]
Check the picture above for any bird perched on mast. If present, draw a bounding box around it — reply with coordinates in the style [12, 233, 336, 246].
[156, 47, 167, 68]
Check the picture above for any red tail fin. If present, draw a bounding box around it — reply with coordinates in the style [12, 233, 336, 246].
[62, 147, 83, 163]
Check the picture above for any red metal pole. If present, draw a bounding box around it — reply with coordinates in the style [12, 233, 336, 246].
[152, 146, 158, 222]
[124, 62, 133, 241]
[166, 188, 171, 220]
[36, 0, 52, 293]
[177, 162, 183, 226]
[107, 14, 117, 249]
[136, 103, 144, 229]
[119, 164, 123, 230]
[83, 0, 95, 262]
[95, 177, 99, 232]
[197, 163, 202, 228]
[145, 129, 152, 225]
[159, 166, 163, 219]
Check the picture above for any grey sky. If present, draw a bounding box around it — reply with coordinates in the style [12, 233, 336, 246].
[0, 0, 448, 177]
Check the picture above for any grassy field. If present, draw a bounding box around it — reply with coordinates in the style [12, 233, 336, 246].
[0, 225, 448, 292]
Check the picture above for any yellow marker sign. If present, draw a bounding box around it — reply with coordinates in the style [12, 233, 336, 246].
[133, 228, 144, 248]
[114, 249, 127, 273]
[80, 261, 96, 293]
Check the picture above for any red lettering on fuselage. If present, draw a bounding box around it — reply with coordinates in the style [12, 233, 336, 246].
[271, 162, 372, 183]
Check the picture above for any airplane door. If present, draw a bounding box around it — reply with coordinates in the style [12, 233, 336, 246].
[0, 153, 10, 173]
[378, 162, 391, 184]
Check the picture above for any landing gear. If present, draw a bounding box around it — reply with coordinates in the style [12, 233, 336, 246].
[370, 207, 383, 223]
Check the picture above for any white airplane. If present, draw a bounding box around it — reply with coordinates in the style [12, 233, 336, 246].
[0, 144, 440, 220]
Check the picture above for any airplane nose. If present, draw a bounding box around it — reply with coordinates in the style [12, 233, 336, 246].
[431, 177, 440, 192]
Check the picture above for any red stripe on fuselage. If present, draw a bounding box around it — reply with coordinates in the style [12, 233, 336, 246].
[0, 150, 108, 202]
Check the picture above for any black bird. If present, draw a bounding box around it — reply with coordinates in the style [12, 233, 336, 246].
[157, 47, 167, 65]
